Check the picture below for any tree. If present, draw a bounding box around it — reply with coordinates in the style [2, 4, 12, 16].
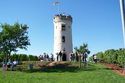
[19, 54, 28, 61]
[0, 52, 4, 62]
[74, 43, 90, 68]
[29, 55, 37, 61]
[0, 23, 30, 61]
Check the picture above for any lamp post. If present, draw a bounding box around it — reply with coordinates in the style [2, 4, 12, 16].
[120, 0, 125, 48]
[120, 0, 125, 74]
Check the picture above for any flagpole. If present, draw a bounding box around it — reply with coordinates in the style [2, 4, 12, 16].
[53, 2, 60, 14]
[120, 0, 125, 48]
[58, 4, 59, 14]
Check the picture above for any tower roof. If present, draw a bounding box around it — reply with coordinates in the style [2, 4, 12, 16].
[54, 14, 72, 22]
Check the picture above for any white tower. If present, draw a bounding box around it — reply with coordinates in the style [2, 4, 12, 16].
[53, 14, 73, 61]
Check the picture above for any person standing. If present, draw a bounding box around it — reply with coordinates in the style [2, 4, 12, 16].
[93, 54, 97, 63]
[51, 53, 54, 61]
[59, 51, 62, 61]
[2, 60, 7, 71]
[70, 53, 73, 61]
[56, 53, 59, 61]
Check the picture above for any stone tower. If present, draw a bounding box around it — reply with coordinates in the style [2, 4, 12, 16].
[53, 14, 73, 61]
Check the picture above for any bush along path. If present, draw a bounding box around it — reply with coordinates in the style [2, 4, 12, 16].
[89, 48, 125, 75]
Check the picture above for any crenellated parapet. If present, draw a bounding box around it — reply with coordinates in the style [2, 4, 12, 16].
[54, 14, 72, 23]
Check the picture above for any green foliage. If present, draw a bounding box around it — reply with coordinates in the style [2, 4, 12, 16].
[29, 55, 38, 61]
[96, 52, 104, 62]
[0, 23, 30, 61]
[0, 53, 38, 62]
[74, 43, 90, 68]
[10, 54, 38, 61]
[0, 52, 4, 62]
[117, 49, 125, 66]
[74, 43, 90, 55]
[90, 48, 125, 66]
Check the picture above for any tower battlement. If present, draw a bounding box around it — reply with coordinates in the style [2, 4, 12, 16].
[54, 14, 72, 23]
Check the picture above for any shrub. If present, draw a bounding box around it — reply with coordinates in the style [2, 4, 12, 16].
[89, 48, 125, 67]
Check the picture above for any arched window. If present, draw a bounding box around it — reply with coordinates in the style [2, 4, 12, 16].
[62, 36, 65, 43]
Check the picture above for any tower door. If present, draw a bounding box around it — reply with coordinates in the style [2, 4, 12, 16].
[62, 53, 66, 61]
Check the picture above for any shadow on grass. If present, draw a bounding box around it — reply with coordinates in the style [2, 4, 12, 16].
[24, 66, 80, 73]
[2, 62, 112, 73]
[22, 63, 112, 73]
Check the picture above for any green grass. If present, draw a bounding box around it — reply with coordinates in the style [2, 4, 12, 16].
[0, 62, 125, 83]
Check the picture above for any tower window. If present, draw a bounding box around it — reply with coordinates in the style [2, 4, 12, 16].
[63, 48, 65, 51]
[62, 36, 65, 43]
[62, 24, 66, 31]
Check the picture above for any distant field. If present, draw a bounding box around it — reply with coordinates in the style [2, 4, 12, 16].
[0, 62, 125, 83]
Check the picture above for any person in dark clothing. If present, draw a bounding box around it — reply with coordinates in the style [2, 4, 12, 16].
[62, 53, 67, 61]
[56, 53, 59, 61]
[51, 53, 54, 61]
[59, 51, 62, 61]
[75, 52, 79, 62]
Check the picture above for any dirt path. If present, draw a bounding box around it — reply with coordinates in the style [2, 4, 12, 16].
[99, 63, 125, 77]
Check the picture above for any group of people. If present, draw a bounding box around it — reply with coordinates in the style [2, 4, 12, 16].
[37, 51, 90, 62]
[56, 51, 88, 62]
[70, 52, 76, 61]
[56, 51, 67, 61]
[2, 59, 19, 71]
[38, 53, 54, 61]
[69, 52, 88, 62]
[37, 52, 98, 63]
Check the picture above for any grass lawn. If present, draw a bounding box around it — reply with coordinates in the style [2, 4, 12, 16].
[0, 62, 125, 83]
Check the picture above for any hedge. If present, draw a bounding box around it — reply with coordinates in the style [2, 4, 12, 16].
[0, 53, 39, 62]
[89, 48, 125, 67]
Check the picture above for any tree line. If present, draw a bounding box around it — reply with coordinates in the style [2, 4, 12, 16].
[0, 53, 38, 62]
[89, 48, 125, 67]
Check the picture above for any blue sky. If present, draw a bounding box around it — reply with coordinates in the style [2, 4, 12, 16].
[0, 0, 124, 56]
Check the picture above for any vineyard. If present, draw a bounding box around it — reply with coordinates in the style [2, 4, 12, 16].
[90, 48, 125, 67]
